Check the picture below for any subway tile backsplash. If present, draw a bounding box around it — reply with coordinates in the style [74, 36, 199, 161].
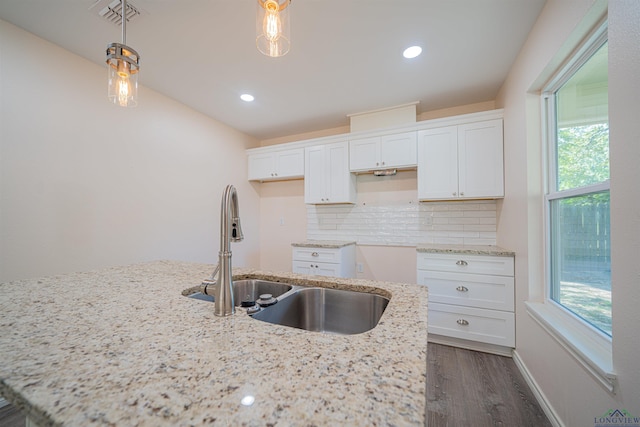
[307, 200, 497, 246]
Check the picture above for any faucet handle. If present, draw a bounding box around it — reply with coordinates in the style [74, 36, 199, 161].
[201, 263, 219, 296]
[200, 278, 217, 296]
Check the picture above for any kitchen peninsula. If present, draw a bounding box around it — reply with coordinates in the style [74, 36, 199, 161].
[0, 260, 428, 426]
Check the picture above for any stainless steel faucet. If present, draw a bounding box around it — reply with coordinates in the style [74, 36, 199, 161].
[202, 184, 244, 317]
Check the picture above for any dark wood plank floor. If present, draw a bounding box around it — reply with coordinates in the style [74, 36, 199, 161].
[0, 401, 25, 427]
[1, 344, 551, 427]
[427, 343, 552, 426]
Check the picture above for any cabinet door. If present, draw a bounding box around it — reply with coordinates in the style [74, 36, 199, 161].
[417, 126, 459, 200]
[275, 148, 304, 179]
[458, 119, 504, 199]
[326, 141, 356, 204]
[292, 260, 315, 275]
[314, 262, 343, 277]
[247, 152, 276, 181]
[380, 131, 417, 169]
[248, 148, 303, 181]
[349, 136, 380, 171]
[304, 145, 327, 204]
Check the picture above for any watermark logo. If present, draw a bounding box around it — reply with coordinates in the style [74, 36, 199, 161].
[595, 409, 640, 427]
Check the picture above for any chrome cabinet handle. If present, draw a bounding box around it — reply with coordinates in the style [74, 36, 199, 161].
[456, 260, 468, 266]
[456, 286, 469, 292]
[457, 319, 469, 326]
[311, 252, 319, 257]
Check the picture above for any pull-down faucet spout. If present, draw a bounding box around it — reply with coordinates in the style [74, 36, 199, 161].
[214, 184, 243, 317]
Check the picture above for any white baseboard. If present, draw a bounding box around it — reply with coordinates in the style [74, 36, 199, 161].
[512, 350, 564, 427]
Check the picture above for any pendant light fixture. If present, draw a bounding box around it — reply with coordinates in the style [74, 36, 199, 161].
[256, 0, 291, 57]
[106, 0, 140, 107]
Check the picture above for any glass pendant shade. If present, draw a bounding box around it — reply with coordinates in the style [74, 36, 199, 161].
[107, 43, 139, 107]
[256, 0, 291, 57]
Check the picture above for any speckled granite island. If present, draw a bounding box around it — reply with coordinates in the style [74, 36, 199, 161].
[0, 261, 428, 426]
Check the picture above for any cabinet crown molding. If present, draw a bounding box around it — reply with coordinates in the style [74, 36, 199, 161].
[246, 109, 504, 155]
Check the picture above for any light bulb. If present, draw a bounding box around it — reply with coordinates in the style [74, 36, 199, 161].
[256, 0, 290, 57]
[263, 0, 281, 42]
[117, 76, 131, 107]
[116, 60, 132, 107]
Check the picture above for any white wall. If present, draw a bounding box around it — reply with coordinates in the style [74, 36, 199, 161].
[496, 1, 640, 425]
[0, 19, 261, 282]
[253, 179, 307, 274]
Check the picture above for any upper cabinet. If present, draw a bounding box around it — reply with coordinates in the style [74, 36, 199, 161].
[248, 147, 304, 182]
[349, 131, 417, 172]
[418, 119, 504, 200]
[246, 110, 505, 201]
[304, 141, 356, 204]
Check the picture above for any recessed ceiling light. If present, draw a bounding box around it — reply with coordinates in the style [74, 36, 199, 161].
[240, 94, 255, 102]
[403, 46, 422, 59]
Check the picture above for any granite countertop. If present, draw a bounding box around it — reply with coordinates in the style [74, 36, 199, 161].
[0, 260, 428, 426]
[416, 243, 515, 257]
[291, 240, 356, 248]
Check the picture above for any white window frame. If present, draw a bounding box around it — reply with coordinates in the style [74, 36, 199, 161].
[526, 19, 616, 393]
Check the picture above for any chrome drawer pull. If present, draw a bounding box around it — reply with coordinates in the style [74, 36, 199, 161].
[311, 252, 319, 257]
[456, 286, 469, 292]
[457, 319, 469, 326]
[455, 260, 468, 266]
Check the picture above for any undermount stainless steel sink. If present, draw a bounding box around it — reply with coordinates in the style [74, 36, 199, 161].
[250, 287, 389, 335]
[187, 279, 292, 307]
[186, 279, 389, 334]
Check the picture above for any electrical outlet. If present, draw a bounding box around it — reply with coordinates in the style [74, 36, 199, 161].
[357, 263, 364, 273]
[279, 217, 285, 226]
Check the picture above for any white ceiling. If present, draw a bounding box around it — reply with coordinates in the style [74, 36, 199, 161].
[0, 0, 546, 140]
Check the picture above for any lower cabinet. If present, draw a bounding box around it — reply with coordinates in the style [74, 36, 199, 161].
[417, 251, 515, 353]
[292, 243, 356, 278]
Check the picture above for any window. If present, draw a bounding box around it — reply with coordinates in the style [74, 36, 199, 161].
[544, 28, 610, 336]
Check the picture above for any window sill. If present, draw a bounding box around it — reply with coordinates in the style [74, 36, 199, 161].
[525, 301, 616, 393]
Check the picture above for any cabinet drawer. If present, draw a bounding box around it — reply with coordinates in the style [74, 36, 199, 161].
[417, 253, 514, 276]
[417, 271, 514, 311]
[292, 247, 342, 263]
[428, 302, 515, 347]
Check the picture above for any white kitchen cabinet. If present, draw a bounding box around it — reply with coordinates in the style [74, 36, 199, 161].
[247, 147, 304, 181]
[292, 243, 356, 278]
[349, 131, 417, 172]
[417, 119, 504, 200]
[304, 141, 356, 204]
[417, 251, 515, 353]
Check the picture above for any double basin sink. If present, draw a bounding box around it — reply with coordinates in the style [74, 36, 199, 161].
[187, 279, 389, 335]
